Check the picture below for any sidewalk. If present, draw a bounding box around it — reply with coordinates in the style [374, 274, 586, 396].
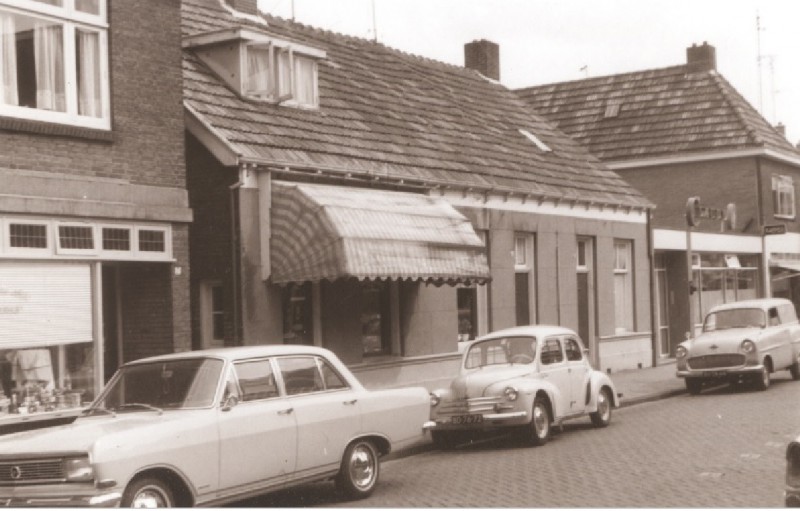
[610, 359, 687, 407]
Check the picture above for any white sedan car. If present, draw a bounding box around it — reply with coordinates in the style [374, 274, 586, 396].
[425, 325, 620, 447]
[0, 345, 430, 507]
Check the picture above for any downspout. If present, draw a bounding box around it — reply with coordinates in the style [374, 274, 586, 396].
[646, 208, 658, 366]
[755, 157, 767, 297]
[229, 176, 243, 345]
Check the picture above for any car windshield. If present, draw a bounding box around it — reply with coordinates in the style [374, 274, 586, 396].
[465, 336, 537, 369]
[703, 308, 766, 332]
[89, 358, 224, 412]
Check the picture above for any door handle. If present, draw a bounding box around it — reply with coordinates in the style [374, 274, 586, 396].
[278, 407, 294, 415]
[343, 399, 358, 405]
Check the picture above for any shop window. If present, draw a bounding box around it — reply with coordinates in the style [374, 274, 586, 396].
[361, 281, 389, 356]
[773, 175, 796, 218]
[283, 282, 312, 345]
[457, 287, 478, 342]
[613, 240, 634, 333]
[0, 0, 109, 129]
[8, 222, 47, 248]
[514, 234, 535, 326]
[101, 227, 130, 251]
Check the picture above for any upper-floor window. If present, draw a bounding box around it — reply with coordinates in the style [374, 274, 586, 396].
[772, 175, 795, 218]
[245, 44, 318, 108]
[0, 0, 109, 129]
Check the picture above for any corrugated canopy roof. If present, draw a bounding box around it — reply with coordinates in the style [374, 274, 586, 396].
[270, 182, 490, 284]
[182, 0, 652, 210]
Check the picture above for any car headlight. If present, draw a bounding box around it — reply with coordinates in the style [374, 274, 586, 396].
[429, 392, 441, 407]
[740, 340, 756, 354]
[503, 386, 519, 401]
[64, 457, 94, 482]
[675, 345, 688, 358]
[787, 442, 800, 487]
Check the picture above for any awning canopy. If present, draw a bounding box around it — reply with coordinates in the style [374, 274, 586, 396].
[270, 182, 491, 285]
[770, 259, 800, 281]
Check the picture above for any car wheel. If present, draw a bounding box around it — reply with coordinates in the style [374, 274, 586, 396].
[121, 477, 175, 508]
[754, 366, 770, 391]
[590, 387, 612, 428]
[790, 362, 800, 381]
[685, 378, 703, 395]
[335, 440, 380, 500]
[528, 396, 551, 446]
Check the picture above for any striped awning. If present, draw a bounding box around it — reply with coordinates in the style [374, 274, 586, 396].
[270, 182, 490, 285]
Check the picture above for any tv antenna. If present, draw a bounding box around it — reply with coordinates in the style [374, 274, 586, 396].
[371, 0, 378, 42]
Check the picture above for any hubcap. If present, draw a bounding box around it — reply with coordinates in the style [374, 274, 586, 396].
[349, 444, 376, 490]
[532, 404, 549, 437]
[131, 486, 170, 508]
[762, 368, 770, 387]
[597, 391, 610, 420]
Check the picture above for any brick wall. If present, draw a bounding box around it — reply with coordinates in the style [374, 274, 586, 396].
[119, 263, 174, 362]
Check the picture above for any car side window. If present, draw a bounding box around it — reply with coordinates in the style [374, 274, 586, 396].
[768, 307, 781, 327]
[541, 338, 564, 365]
[233, 359, 279, 401]
[564, 337, 583, 362]
[779, 304, 798, 324]
[277, 356, 325, 396]
[319, 358, 349, 391]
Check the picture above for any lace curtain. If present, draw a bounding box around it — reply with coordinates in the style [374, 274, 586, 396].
[77, 29, 101, 117]
[0, 12, 18, 106]
[246, 46, 270, 96]
[34, 21, 65, 112]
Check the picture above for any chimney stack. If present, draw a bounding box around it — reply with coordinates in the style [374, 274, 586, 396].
[775, 123, 787, 138]
[465, 39, 500, 81]
[226, 0, 259, 15]
[686, 42, 716, 73]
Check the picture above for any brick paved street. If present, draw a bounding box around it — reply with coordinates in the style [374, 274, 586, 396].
[234, 374, 800, 508]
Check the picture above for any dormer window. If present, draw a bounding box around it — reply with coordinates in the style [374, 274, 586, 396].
[245, 44, 318, 107]
[185, 27, 324, 110]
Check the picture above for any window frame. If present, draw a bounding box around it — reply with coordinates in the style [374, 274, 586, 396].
[772, 174, 796, 219]
[55, 221, 97, 255]
[0, 0, 110, 130]
[4, 218, 50, 254]
[613, 239, 635, 334]
[514, 233, 535, 326]
[243, 41, 319, 109]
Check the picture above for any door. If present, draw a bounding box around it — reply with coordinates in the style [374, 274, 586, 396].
[218, 359, 297, 492]
[655, 255, 671, 356]
[576, 238, 597, 366]
[538, 337, 571, 418]
[563, 336, 590, 413]
[277, 356, 362, 475]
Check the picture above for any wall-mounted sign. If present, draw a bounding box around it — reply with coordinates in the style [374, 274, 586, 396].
[763, 224, 787, 236]
[686, 197, 736, 230]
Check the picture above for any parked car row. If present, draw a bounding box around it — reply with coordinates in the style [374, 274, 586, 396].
[0, 299, 798, 508]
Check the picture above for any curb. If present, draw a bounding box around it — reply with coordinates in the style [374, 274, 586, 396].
[384, 387, 688, 462]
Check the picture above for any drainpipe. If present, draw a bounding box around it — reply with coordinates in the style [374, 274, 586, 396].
[229, 176, 243, 345]
[755, 157, 768, 297]
[647, 208, 658, 366]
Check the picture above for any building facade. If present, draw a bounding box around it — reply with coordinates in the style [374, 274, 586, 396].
[182, 0, 654, 388]
[518, 42, 800, 360]
[0, 0, 191, 431]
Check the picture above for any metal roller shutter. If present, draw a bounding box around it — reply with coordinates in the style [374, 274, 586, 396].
[0, 263, 93, 349]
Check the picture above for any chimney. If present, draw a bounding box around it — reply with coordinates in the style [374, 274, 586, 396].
[686, 42, 716, 73]
[226, 0, 259, 15]
[775, 123, 786, 138]
[465, 39, 500, 81]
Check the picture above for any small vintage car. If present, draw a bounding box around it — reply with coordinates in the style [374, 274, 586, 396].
[425, 325, 620, 447]
[787, 438, 800, 507]
[676, 298, 800, 394]
[0, 345, 430, 507]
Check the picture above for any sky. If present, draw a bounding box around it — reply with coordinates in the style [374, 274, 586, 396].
[256, 0, 800, 146]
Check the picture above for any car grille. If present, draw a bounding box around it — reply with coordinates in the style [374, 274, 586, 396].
[687, 354, 746, 369]
[438, 396, 502, 416]
[0, 458, 66, 485]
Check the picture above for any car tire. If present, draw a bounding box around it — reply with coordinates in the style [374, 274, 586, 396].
[121, 477, 175, 508]
[335, 439, 380, 500]
[685, 378, 703, 395]
[528, 396, 551, 446]
[589, 387, 612, 428]
[790, 362, 800, 381]
[754, 366, 771, 391]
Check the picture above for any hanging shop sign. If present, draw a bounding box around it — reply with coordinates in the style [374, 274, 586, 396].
[685, 197, 736, 230]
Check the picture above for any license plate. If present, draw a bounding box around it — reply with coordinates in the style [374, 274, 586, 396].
[703, 371, 727, 377]
[450, 414, 483, 425]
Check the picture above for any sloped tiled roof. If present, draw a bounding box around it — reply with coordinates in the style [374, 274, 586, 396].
[182, 0, 651, 209]
[516, 65, 800, 163]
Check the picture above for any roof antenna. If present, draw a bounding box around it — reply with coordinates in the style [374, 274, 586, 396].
[580, 65, 589, 78]
[756, 12, 765, 114]
[371, 0, 378, 42]
[291, 0, 295, 21]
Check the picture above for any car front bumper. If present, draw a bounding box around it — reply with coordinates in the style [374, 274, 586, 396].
[423, 410, 528, 431]
[676, 364, 764, 379]
[0, 487, 121, 507]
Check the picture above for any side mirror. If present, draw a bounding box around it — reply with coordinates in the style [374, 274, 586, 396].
[221, 394, 239, 412]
